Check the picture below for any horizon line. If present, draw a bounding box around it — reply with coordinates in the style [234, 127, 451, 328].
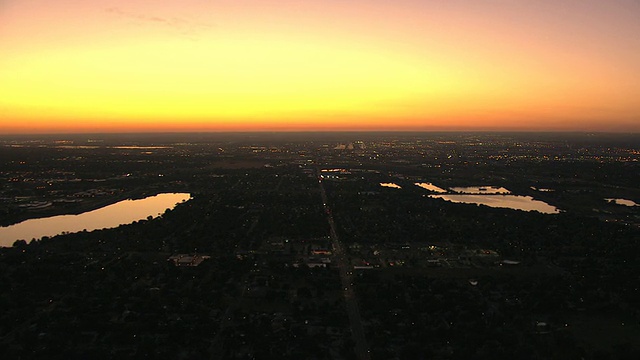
[1, 129, 639, 137]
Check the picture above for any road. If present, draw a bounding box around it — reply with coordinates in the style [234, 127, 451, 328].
[317, 172, 371, 360]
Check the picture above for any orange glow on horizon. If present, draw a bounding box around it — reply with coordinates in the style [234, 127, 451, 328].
[1, 0, 639, 133]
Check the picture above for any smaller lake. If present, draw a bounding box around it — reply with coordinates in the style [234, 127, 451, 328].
[380, 183, 402, 189]
[449, 186, 511, 194]
[415, 182, 447, 193]
[0, 193, 190, 247]
[605, 198, 638, 207]
[429, 194, 559, 214]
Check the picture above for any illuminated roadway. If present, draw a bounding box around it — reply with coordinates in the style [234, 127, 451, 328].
[317, 171, 371, 360]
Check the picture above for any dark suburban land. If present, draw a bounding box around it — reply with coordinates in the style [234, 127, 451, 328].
[1, 132, 639, 359]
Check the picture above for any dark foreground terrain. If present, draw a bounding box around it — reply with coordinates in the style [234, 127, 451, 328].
[1, 132, 639, 359]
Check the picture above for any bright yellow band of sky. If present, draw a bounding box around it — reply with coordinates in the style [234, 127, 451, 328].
[1, 0, 639, 133]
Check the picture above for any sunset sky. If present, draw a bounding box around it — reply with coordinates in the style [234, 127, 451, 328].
[1, 0, 639, 133]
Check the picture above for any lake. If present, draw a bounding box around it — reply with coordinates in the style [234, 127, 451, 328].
[0, 193, 191, 247]
[414, 182, 447, 193]
[449, 186, 511, 194]
[429, 194, 559, 214]
[605, 198, 638, 207]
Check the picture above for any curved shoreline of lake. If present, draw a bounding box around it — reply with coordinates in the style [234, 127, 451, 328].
[429, 194, 560, 214]
[0, 193, 191, 247]
[0, 190, 167, 227]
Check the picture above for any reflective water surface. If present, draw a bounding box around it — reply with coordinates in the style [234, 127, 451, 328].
[605, 198, 638, 207]
[380, 183, 402, 189]
[429, 194, 559, 214]
[449, 186, 510, 194]
[414, 183, 447, 193]
[0, 193, 190, 247]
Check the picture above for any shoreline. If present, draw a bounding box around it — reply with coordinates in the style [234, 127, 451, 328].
[0, 189, 159, 228]
[0, 190, 191, 247]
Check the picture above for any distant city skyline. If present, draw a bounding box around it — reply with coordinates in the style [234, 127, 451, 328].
[1, 0, 639, 133]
